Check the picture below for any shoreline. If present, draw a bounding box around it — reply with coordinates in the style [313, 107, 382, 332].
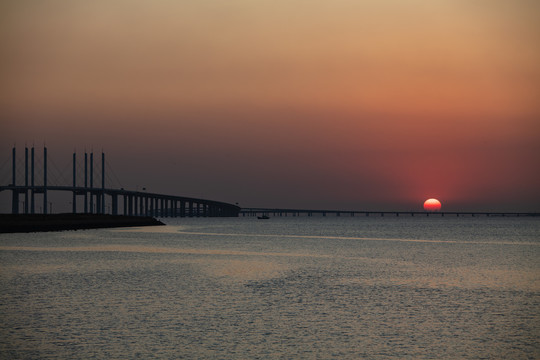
[0, 214, 165, 233]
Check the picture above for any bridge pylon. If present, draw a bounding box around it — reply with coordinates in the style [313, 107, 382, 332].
[2, 147, 240, 217]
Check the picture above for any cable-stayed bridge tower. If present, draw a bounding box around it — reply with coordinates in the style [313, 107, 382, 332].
[1, 147, 239, 217]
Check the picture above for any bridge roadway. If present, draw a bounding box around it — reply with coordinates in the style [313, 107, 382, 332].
[241, 208, 540, 217]
[0, 185, 240, 217]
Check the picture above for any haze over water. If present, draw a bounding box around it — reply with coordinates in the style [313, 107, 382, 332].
[2, 0, 539, 212]
[1, 216, 539, 359]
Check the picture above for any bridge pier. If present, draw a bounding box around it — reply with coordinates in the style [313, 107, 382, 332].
[89, 153, 93, 214]
[96, 192, 101, 215]
[101, 153, 105, 214]
[72, 153, 76, 213]
[43, 147, 48, 214]
[84, 153, 88, 213]
[31, 147, 35, 214]
[145, 196, 149, 216]
[11, 191, 19, 214]
[24, 147, 29, 214]
[112, 194, 118, 215]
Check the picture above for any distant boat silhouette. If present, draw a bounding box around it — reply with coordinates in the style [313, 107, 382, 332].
[257, 215, 270, 219]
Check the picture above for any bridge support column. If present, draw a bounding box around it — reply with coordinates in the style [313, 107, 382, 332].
[128, 195, 133, 216]
[112, 194, 118, 215]
[96, 192, 102, 214]
[162, 199, 167, 217]
[101, 153, 105, 214]
[9, 147, 23, 214]
[89, 153, 93, 214]
[84, 153, 88, 213]
[11, 147, 17, 214]
[24, 147, 29, 214]
[31, 147, 35, 214]
[43, 147, 48, 214]
[12, 191, 19, 214]
[72, 152, 76, 213]
[145, 196, 149, 216]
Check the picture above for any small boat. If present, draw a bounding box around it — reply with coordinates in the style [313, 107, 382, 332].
[257, 215, 270, 219]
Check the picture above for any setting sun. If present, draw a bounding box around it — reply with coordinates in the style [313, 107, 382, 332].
[423, 198, 442, 211]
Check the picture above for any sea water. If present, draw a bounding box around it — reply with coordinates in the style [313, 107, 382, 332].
[1, 216, 539, 359]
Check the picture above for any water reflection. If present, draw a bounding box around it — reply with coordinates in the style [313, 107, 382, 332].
[1, 217, 539, 359]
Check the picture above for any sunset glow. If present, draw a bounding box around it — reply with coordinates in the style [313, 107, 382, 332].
[1, 0, 539, 212]
[423, 199, 442, 212]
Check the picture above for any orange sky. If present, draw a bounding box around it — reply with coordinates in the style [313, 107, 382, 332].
[1, 0, 539, 211]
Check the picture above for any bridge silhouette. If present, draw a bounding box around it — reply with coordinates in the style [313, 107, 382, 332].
[240, 208, 539, 217]
[1, 147, 240, 217]
[3, 147, 537, 219]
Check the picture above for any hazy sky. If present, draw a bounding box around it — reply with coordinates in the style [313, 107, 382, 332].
[1, 0, 539, 211]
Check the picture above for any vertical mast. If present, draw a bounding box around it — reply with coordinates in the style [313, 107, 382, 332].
[73, 152, 76, 213]
[84, 152, 88, 213]
[102, 152, 105, 214]
[11, 147, 17, 214]
[12, 147, 16, 186]
[90, 152, 93, 213]
[25, 147, 28, 213]
[31, 147, 35, 214]
[43, 147, 47, 214]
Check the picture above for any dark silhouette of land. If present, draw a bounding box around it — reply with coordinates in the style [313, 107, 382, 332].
[0, 214, 165, 233]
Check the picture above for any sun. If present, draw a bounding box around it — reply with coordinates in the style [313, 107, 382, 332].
[423, 198, 442, 211]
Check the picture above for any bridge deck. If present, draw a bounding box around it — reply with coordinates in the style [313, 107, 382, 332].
[240, 208, 539, 217]
[0, 185, 240, 217]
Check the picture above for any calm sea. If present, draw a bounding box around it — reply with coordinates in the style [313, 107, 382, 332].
[1, 216, 539, 359]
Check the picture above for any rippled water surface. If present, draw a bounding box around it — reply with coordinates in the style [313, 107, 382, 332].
[1, 217, 539, 359]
